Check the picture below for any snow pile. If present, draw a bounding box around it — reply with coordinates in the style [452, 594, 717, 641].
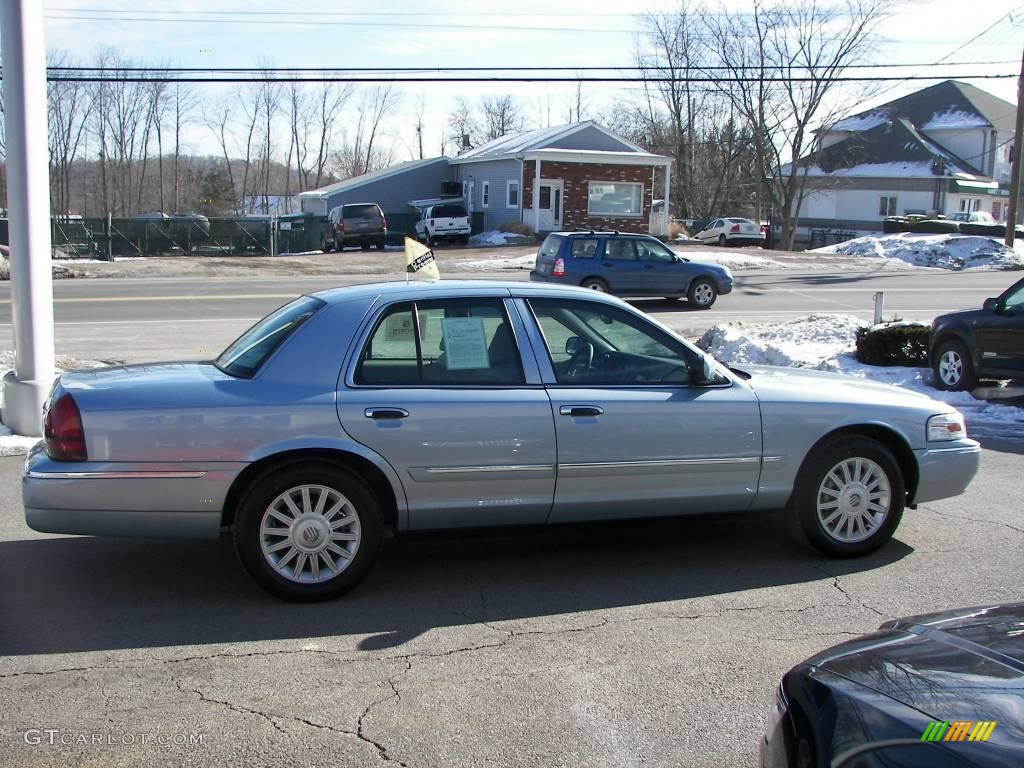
[0, 353, 118, 456]
[698, 315, 1024, 439]
[452, 252, 537, 271]
[813, 233, 1024, 270]
[682, 251, 783, 270]
[469, 231, 531, 247]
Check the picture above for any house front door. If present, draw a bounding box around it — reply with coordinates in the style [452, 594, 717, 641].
[537, 180, 563, 231]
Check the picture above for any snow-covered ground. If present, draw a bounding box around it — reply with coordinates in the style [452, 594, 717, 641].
[697, 314, 1024, 440]
[0, 353, 117, 455]
[469, 231, 531, 247]
[813, 233, 1024, 270]
[451, 248, 783, 272]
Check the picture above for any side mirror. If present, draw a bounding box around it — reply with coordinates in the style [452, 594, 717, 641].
[983, 297, 1000, 313]
[695, 353, 717, 385]
[565, 336, 585, 356]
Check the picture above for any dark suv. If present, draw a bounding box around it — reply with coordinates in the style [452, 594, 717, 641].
[930, 276, 1024, 390]
[321, 203, 387, 252]
[529, 230, 733, 308]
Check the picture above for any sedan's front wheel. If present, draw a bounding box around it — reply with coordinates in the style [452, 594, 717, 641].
[235, 463, 383, 601]
[790, 437, 904, 557]
[687, 278, 718, 308]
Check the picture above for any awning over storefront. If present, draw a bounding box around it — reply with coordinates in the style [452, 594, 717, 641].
[949, 179, 998, 192]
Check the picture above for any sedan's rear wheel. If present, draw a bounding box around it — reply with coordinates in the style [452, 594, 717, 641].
[235, 463, 383, 601]
[933, 339, 975, 391]
[790, 437, 904, 557]
[718, 234, 727, 247]
[581, 278, 609, 293]
[687, 278, 718, 308]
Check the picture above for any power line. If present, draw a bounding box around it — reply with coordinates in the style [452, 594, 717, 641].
[37, 74, 1019, 84]
[41, 60, 1021, 74]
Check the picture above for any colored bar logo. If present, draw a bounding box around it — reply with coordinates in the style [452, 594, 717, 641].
[921, 721, 997, 742]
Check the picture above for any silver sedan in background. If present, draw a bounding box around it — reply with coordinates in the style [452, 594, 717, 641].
[24, 281, 980, 600]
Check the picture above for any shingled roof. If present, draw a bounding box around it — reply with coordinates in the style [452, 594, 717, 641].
[802, 117, 989, 179]
[829, 80, 1016, 135]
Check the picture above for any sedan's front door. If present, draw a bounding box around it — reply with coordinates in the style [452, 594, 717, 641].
[521, 297, 762, 523]
[975, 281, 1024, 375]
[633, 238, 685, 294]
[339, 296, 556, 530]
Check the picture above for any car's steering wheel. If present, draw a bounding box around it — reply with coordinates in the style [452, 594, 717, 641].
[567, 342, 595, 378]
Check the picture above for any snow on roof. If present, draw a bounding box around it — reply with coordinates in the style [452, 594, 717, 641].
[921, 109, 991, 130]
[450, 121, 652, 163]
[830, 111, 889, 132]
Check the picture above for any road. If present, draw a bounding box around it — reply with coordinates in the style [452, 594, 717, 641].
[0, 262, 1021, 767]
[0, 267, 1017, 363]
[1, 444, 1020, 768]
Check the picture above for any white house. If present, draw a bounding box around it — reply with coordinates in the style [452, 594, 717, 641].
[792, 80, 1016, 241]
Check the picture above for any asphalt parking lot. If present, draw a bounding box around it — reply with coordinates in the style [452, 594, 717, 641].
[1, 437, 1021, 767]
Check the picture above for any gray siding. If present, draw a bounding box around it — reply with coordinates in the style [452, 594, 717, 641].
[545, 125, 636, 152]
[319, 159, 452, 216]
[455, 159, 523, 231]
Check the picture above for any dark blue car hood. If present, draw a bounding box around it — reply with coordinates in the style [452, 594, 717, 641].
[803, 603, 1024, 746]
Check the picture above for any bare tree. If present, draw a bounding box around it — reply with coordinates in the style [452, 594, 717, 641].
[335, 85, 399, 178]
[707, 0, 884, 248]
[446, 96, 478, 152]
[204, 94, 239, 213]
[47, 51, 93, 217]
[479, 94, 523, 141]
[169, 82, 199, 212]
[311, 82, 351, 188]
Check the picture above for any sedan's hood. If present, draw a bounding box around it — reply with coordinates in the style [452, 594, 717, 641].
[738, 364, 940, 409]
[804, 603, 1024, 728]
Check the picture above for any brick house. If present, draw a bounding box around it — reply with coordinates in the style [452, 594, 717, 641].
[298, 122, 673, 237]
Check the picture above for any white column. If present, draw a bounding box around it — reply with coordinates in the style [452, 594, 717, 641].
[533, 158, 541, 233]
[1, 0, 56, 437]
[663, 163, 672, 236]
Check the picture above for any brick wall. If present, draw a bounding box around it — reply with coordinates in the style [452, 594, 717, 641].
[522, 160, 655, 233]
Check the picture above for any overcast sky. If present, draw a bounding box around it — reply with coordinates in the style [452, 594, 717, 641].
[36, 0, 1024, 163]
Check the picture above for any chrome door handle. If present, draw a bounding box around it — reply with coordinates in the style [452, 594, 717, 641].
[559, 405, 604, 417]
[364, 407, 409, 420]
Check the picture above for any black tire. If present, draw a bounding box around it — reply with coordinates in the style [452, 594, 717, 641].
[718, 234, 727, 247]
[234, 462, 384, 601]
[789, 437, 905, 558]
[319, 237, 329, 254]
[333, 237, 342, 252]
[375, 241, 386, 250]
[932, 339, 976, 391]
[461, 234, 470, 246]
[581, 277, 609, 293]
[360, 243, 371, 251]
[687, 278, 718, 308]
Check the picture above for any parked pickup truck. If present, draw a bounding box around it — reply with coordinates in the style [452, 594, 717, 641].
[414, 203, 471, 246]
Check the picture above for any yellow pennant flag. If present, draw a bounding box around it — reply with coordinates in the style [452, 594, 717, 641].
[403, 237, 441, 281]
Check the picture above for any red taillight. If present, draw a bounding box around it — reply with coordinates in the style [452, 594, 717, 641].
[730, 223, 740, 233]
[336, 220, 344, 233]
[381, 215, 387, 229]
[552, 257, 565, 277]
[44, 393, 87, 461]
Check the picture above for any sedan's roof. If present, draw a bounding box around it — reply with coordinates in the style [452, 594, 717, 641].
[311, 279, 627, 306]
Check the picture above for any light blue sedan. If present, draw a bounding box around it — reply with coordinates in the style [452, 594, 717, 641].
[24, 281, 980, 600]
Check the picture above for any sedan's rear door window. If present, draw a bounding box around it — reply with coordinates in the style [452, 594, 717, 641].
[356, 299, 524, 386]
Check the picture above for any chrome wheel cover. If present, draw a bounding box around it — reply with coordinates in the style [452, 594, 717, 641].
[693, 283, 715, 306]
[938, 349, 963, 386]
[259, 484, 361, 583]
[816, 458, 890, 543]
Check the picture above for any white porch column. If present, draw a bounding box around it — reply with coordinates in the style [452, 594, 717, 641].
[1, 0, 56, 437]
[664, 163, 672, 236]
[533, 158, 541, 233]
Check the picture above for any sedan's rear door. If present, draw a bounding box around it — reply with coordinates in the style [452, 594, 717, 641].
[338, 294, 556, 530]
[518, 295, 762, 523]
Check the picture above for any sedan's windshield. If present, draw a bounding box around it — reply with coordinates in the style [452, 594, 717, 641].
[216, 296, 325, 378]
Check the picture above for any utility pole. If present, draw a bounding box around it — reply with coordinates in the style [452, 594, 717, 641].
[1005, 46, 1024, 247]
[1, 0, 56, 437]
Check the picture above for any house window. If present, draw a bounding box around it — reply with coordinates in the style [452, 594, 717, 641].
[879, 196, 897, 216]
[993, 202, 1001, 221]
[588, 182, 643, 217]
[481, 181, 490, 208]
[959, 198, 981, 213]
[506, 180, 520, 209]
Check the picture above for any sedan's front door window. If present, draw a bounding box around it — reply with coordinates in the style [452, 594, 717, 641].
[529, 299, 693, 385]
[635, 240, 675, 262]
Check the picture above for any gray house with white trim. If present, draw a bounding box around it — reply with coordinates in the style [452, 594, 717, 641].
[298, 122, 672, 237]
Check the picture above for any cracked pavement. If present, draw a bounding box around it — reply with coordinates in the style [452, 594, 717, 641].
[1, 441, 1021, 767]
